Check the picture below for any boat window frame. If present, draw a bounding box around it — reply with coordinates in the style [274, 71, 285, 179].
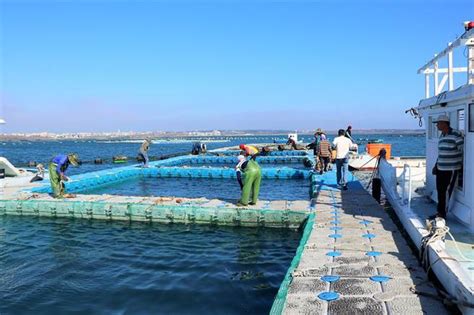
[469, 103, 474, 132]
[455, 107, 465, 192]
[429, 115, 441, 139]
[457, 108, 465, 132]
[428, 116, 433, 139]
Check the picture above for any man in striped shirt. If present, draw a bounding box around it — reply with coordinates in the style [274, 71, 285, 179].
[432, 115, 464, 219]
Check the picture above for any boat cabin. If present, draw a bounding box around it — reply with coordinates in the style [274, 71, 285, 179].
[416, 23, 474, 232]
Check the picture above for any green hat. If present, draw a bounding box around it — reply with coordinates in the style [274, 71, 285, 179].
[68, 153, 80, 166]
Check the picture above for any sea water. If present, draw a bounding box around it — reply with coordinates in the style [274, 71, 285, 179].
[0, 216, 301, 314]
[0, 133, 424, 313]
[83, 177, 310, 201]
[1, 133, 425, 175]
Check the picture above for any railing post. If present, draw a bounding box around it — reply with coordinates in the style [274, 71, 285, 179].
[401, 166, 406, 202]
[468, 41, 474, 85]
[448, 46, 454, 90]
[424, 72, 430, 98]
[407, 165, 412, 209]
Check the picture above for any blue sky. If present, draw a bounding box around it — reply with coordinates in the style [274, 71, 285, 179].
[0, 0, 472, 132]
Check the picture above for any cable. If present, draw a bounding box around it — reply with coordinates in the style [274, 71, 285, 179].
[405, 107, 423, 127]
[446, 230, 474, 262]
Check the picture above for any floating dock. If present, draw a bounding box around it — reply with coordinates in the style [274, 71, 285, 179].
[0, 193, 311, 228]
[271, 171, 449, 314]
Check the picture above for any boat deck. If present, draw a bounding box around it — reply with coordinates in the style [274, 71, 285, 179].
[275, 172, 449, 314]
[409, 184, 474, 280]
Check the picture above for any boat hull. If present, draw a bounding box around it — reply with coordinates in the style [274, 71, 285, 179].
[378, 158, 474, 314]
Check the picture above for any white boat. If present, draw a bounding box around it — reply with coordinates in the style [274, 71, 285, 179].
[0, 157, 35, 177]
[349, 153, 426, 180]
[0, 157, 48, 195]
[287, 132, 302, 143]
[378, 22, 474, 314]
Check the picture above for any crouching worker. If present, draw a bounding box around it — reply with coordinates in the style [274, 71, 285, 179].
[239, 144, 259, 160]
[49, 153, 80, 198]
[30, 163, 45, 183]
[237, 159, 262, 206]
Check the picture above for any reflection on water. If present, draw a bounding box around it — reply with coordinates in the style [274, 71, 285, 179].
[85, 177, 311, 201]
[0, 216, 301, 314]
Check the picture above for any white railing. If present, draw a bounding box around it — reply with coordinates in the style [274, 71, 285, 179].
[418, 25, 474, 98]
[399, 164, 413, 209]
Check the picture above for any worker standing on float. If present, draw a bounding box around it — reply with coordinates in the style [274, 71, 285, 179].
[49, 153, 80, 198]
[237, 159, 262, 206]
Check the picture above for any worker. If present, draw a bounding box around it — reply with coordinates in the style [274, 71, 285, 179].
[332, 129, 353, 190]
[49, 153, 80, 198]
[30, 163, 45, 183]
[139, 139, 151, 167]
[191, 142, 202, 155]
[286, 136, 298, 150]
[345, 125, 354, 141]
[239, 144, 259, 160]
[235, 155, 248, 190]
[307, 128, 323, 171]
[237, 159, 262, 206]
[318, 134, 332, 174]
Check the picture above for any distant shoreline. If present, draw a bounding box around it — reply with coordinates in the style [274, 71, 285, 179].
[0, 129, 425, 141]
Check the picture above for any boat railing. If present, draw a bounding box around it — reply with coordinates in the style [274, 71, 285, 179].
[399, 164, 413, 208]
[418, 24, 474, 98]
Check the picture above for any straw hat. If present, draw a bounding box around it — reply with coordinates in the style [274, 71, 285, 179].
[68, 153, 80, 166]
[433, 115, 449, 123]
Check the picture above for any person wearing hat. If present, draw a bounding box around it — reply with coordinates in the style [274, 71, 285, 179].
[307, 129, 322, 153]
[139, 139, 151, 167]
[49, 153, 80, 198]
[318, 134, 332, 174]
[307, 128, 324, 170]
[431, 114, 464, 219]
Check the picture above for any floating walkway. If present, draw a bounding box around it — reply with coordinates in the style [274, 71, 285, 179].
[0, 193, 311, 228]
[24, 158, 310, 195]
[271, 171, 449, 314]
[210, 150, 308, 156]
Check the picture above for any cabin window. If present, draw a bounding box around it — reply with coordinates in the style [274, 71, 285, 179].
[457, 109, 465, 133]
[429, 115, 440, 139]
[469, 103, 474, 132]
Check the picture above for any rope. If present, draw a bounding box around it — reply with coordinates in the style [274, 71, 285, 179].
[405, 107, 423, 127]
[446, 230, 474, 262]
[409, 285, 474, 308]
[357, 154, 378, 170]
[421, 223, 474, 265]
[418, 219, 474, 308]
[365, 154, 382, 190]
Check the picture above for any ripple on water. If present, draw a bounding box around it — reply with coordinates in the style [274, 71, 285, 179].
[0, 216, 301, 314]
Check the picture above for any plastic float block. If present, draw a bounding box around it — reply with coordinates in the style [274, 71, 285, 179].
[128, 204, 153, 221]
